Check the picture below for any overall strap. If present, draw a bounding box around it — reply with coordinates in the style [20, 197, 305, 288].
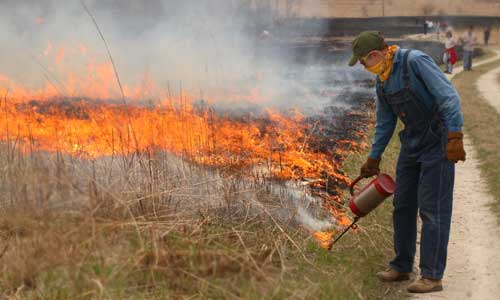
[376, 78, 385, 103]
[402, 49, 440, 121]
[402, 49, 412, 88]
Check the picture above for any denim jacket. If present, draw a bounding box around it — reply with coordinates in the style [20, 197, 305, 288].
[369, 48, 463, 159]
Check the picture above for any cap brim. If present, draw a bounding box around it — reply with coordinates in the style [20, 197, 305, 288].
[348, 55, 359, 66]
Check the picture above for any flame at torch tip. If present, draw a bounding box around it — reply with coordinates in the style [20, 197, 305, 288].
[312, 231, 335, 250]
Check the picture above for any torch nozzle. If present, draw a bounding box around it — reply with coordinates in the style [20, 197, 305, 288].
[328, 216, 360, 251]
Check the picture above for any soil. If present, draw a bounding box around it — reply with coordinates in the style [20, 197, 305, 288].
[411, 50, 500, 299]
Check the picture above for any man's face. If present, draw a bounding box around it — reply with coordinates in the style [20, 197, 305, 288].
[359, 49, 385, 68]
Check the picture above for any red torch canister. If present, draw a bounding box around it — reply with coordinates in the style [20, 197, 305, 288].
[328, 173, 396, 250]
[348, 173, 396, 217]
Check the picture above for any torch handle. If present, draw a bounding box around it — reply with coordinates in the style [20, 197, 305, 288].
[349, 176, 363, 196]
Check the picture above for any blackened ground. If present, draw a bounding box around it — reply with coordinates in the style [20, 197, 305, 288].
[271, 16, 500, 39]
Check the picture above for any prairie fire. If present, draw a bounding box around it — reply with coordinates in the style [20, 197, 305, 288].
[0, 53, 372, 249]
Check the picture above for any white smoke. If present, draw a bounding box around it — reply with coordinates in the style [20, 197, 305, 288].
[0, 0, 373, 112]
[296, 205, 334, 231]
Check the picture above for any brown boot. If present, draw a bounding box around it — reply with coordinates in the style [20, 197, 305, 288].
[376, 268, 411, 282]
[407, 277, 443, 293]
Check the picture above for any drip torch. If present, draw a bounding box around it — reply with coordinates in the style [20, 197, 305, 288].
[327, 173, 395, 250]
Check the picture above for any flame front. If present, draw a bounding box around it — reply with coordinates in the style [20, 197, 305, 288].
[1, 98, 353, 183]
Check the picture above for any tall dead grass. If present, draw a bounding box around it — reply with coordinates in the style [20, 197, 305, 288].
[0, 141, 315, 299]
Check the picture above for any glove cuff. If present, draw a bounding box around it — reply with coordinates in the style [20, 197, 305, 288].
[448, 131, 463, 140]
[366, 157, 381, 168]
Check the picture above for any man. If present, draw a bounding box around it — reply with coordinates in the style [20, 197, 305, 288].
[484, 26, 491, 46]
[461, 26, 476, 71]
[348, 31, 466, 293]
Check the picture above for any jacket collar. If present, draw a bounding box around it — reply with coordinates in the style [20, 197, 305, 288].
[391, 47, 403, 67]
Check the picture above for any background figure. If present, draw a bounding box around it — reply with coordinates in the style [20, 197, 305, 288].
[461, 26, 476, 71]
[436, 21, 441, 41]
[424, 20, 433, 35]
[443, 31, 457, 74]
[484, 26, 491, 46]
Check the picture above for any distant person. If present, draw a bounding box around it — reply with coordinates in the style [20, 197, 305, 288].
[460, 26, 477, 71]
[348, 31, 465, 294]
[444, 24, 454, 34]
[424, 20, 433, 36]
[436, 21, 441, 41]
[443, 31, 457, 74]
[484, 26, 491, 46]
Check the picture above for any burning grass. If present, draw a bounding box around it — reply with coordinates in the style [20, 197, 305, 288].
[0, 90, 409, 299]
[1, 96, 367, 185]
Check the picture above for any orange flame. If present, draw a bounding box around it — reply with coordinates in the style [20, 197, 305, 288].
[0, 98, 351, 182]
[312, 231, 334, 249]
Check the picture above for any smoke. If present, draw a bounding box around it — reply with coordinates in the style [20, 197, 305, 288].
[296, 205, 334, 231]
[0, 0, 372, 112]
[264, 182, 340, 232]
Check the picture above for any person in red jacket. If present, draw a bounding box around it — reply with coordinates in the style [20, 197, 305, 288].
[443, 30, 458, 74]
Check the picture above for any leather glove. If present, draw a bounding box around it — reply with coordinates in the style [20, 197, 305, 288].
[360, 157, 381, 178]
[446, 132, 466, 162]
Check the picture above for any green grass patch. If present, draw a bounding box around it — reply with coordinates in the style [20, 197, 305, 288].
[338, 114, 406, 299]
[452, 58, 500, 213]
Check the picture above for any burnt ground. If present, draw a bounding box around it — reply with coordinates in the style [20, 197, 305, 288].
[254, 15, 500, 65]
[272, 16, 500, 39]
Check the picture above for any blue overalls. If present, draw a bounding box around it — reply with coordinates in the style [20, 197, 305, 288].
[377, 50, 455, 280]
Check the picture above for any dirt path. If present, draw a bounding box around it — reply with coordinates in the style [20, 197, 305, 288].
[411, 50, 500, 300]
[476, 65, 500, 114]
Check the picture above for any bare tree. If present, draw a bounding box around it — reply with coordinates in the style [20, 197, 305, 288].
[285, 0, 300, 18]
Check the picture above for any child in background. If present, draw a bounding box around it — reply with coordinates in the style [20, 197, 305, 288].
[443, 31, 457, 74]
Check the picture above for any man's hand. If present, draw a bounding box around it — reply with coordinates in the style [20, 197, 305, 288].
[446, 132, 466, 162]
[360, 157, 381, 178]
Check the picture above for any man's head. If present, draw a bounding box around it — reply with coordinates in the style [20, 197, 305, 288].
[348, 31, 389, 68]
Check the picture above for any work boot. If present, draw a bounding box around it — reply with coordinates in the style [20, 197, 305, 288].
[376, 268, 411, 282]
[407, 277, 443, 293]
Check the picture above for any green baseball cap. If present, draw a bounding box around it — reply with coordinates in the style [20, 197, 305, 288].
[348, 31, 385, 66]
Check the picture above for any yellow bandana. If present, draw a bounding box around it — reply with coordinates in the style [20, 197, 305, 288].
[365, 45, 399, 82]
